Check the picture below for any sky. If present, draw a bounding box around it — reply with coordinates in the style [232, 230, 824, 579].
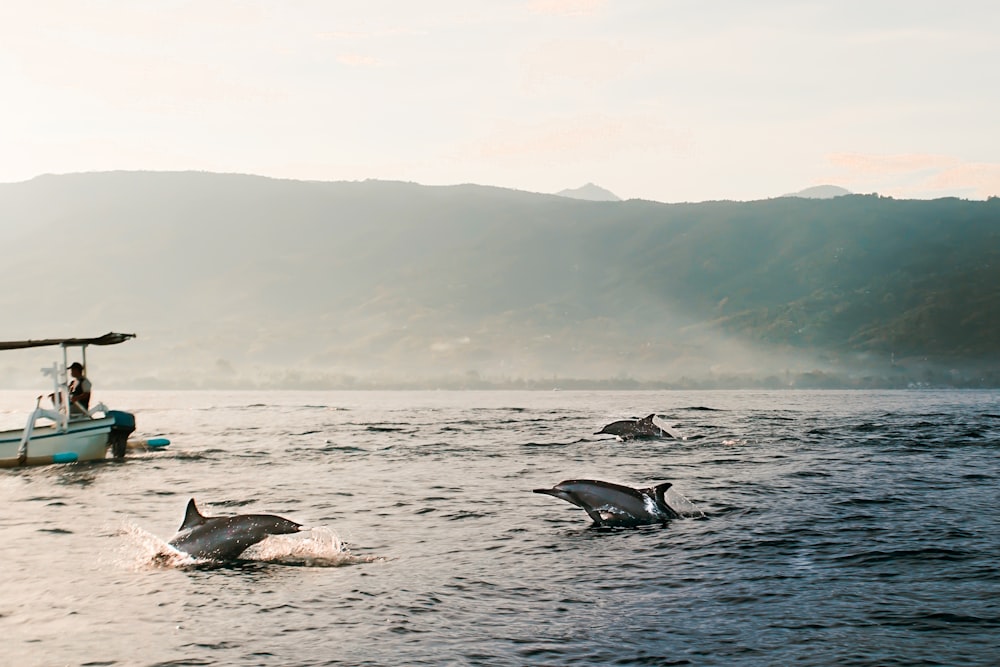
[1, 0, 998, 203]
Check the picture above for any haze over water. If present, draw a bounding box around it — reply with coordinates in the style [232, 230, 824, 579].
[1, 389, 998, 665]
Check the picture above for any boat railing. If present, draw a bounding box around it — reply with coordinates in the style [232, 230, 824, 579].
[41, 361, 72, 425]
[14, 401, 113, 465]
[85, 402, 110, 417]
[16, 395, 66, 464]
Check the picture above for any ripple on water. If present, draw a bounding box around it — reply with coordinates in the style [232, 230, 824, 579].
[2, 389, 999, 666]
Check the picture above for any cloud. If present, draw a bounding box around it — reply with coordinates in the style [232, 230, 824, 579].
[846, 27, 963, 47]
[924, 162, 1000, 198]
[826, 152, 956, 175]
[826, 152, 1000, 199]
[430, 337, 471, 353]
[526, 0, 606, 16]
[317, 27, 426, 41]
[464, 113, 689, 163]
[337, 54, 380, 67]
[521, 38, 645, 88]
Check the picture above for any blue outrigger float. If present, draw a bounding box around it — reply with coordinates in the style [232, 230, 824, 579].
[0, 332, 141, 467]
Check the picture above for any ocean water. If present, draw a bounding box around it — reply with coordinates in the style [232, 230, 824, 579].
[0, 389, 998, 666]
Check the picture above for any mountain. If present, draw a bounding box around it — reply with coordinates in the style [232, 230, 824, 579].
[783, 185, 852, 199]
[555, 182, 621, 201]
[0, 171, 997, 389]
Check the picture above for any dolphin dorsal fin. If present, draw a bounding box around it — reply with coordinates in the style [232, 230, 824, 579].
[179, 498, 207, 530]
[652, 482, 673, 503]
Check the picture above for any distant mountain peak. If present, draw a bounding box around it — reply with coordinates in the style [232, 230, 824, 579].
[556, 182, 621, 202]
[783, 184, 852, 199]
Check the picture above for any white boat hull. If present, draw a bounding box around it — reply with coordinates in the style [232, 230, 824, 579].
[0, 416, 115, 468]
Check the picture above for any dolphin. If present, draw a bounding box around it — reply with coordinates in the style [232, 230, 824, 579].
[166, 498, 305, 561]
[533, 479, 681, 527]
[594, 413, 679, 441]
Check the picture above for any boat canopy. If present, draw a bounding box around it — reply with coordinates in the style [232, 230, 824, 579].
[0, 332, 136, 351]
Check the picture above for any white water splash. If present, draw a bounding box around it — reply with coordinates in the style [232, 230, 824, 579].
[112, 520, 200, 570]
[114, 520, 383, 569]
[651, 415, 686, 440]
[664, 487, 706, 518]
[242, 526, 385, 567]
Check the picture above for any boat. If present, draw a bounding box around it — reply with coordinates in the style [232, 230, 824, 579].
[0, 332, 139, 467]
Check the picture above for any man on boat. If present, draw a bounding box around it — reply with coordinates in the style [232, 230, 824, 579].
[68, 361, 92, 413]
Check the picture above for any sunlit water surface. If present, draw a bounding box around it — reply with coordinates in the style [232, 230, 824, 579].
[1, 389, 998, 666]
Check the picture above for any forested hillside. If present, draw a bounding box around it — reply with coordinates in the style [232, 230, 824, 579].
[1, 172, 997, 388]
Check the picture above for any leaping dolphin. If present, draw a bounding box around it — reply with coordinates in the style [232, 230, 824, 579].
[166, 498, 305, 561]
[533, 479, 681, 527]
[594, 413, 680, 441]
